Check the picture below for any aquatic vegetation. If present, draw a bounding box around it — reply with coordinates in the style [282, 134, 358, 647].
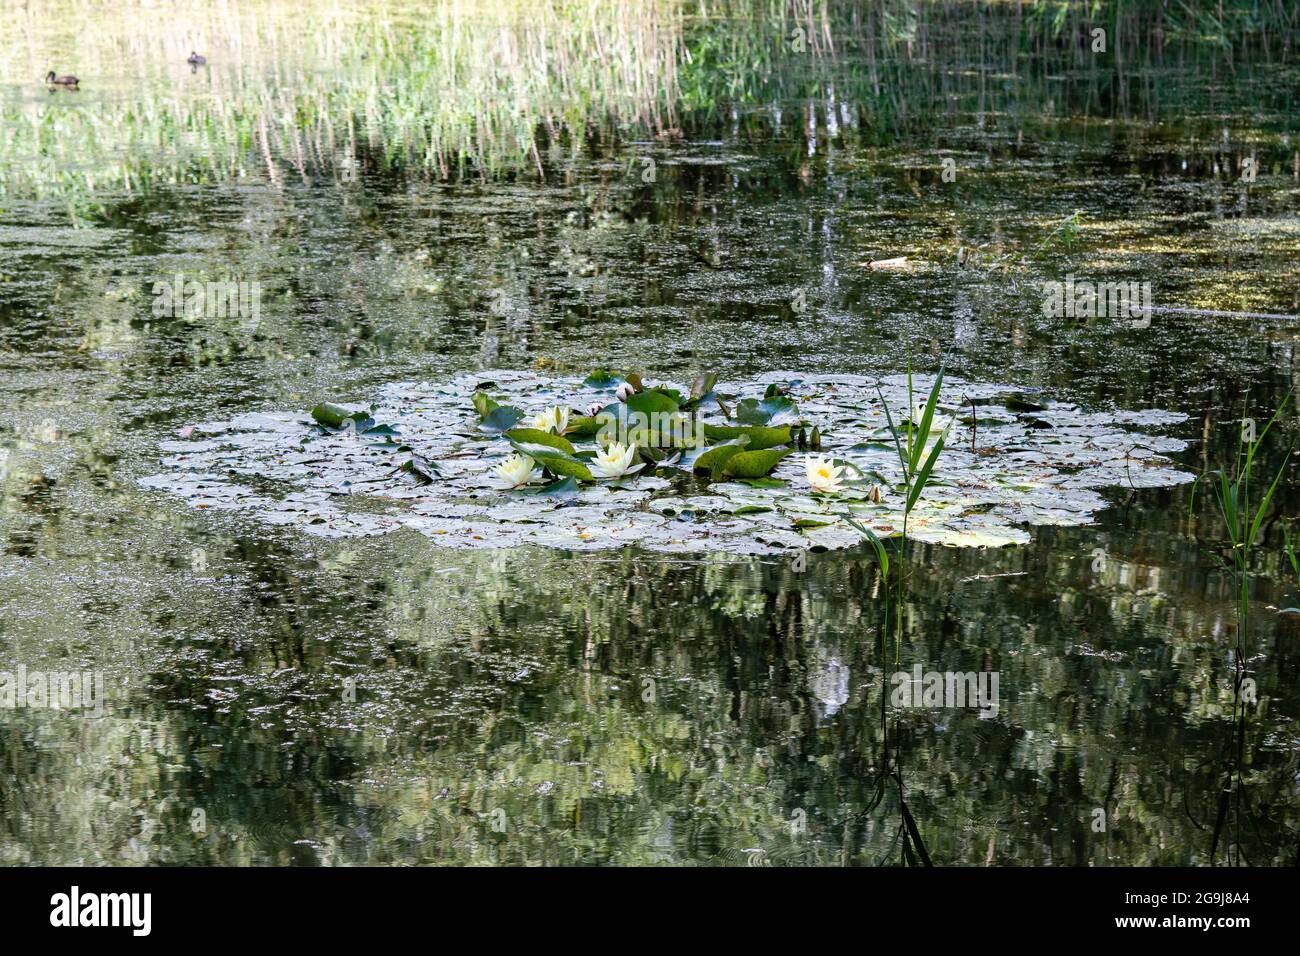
[6, 0, 1300, 873]
[3, 0, 1291, 203]
[1188, 392, 1293, 865]
[141, 369, 1193, 554]
[492, 453, 541, 489]
[843, 363, 957, 864]
[0, 0, 685, 198]
[529, 406, 571, 436]
[590, 442, 643, 480]
[804, 455, 844, 494]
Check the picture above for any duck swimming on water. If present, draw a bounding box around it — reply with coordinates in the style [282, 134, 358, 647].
[45, 70, 79, 88]
[187, 52, 206, 66]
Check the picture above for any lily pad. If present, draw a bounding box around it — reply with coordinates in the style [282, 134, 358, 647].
[505, 428, 576, 454]
[692, 438, 750, 479]
[624, 389, 680, 416]
[702, 424, 792, 450]
[735, 395, 799, 426]
[722, 447, 794, 479]
[143, 369, 1193, 556]
[479, 406, 525, 434]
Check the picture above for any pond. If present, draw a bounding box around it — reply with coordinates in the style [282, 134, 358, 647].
[0, 0, 1298, 865]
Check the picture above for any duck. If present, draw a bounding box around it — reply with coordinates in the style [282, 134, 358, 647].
[187, 52, 206, 66]
[45, 71, 79, 88]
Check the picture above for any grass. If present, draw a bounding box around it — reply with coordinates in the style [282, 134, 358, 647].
[0, 0, 685, 200]
[2, 0, 1294, 204]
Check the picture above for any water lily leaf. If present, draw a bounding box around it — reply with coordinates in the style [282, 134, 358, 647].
[472, 391, 501, 418]
[690, 372, 719, 400]
[479, 406, 524, 434]
[509, 441, 594, 481]
[539, 458, 595, 481]
[681, 390, 729, 416]
[582, 369, 623, 388]
[625, 389, 680, 416]
[736, 395, 799, 426]
[400, 454, 440, 484]
[566, 415, 601, 437]
[794, 517, 835, 528]
[312, 403, 383, 434]
[723, 448, 794, 478]
[1004, 396, 1046, 413]
[703, 424, 792, 450]
[532, 477, 580, 499]
[505, 428, 576, 454]
[692, 437, 750, 479]
[311, 402, 355, 429]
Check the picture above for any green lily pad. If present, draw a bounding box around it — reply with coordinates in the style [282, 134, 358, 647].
[505, 428, 576, 454]
[736, 395, 799, 426]
[582, 369, 623, 388]
[566, 415, 601, 437]
[703, 424, 792, 450]
[472, 391, 501, 418]
[399, 454, 440, 484]
[479, 406, 525, 434]
[311, 402, 385, 434]
[531, 477, 580, 499]
[692, 438, 750, 479]
[509, 441, 595, 481]
[624, 389, 680, 416]
[311, 402, 355, 429]
[723, 448, 794, 478]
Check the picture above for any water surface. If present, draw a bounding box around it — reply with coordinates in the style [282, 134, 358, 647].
[1, 1, 1298, 865]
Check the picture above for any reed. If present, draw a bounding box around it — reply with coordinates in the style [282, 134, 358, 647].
[1189, 391, 1293, 865]
[845, 360, 952, 866]
[2, 1, 1293, 202]
[0, 0, 685, 198]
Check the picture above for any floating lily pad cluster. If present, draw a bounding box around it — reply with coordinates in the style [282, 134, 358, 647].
[140, 370, 1194, 553]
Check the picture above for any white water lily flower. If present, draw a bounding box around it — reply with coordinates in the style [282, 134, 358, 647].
[591, 441, 644, 479]
[806, 455, 844, 494]
[492, 453, 541, 488]
[615, 382, 635, 402]
[531, 405, 570, 434]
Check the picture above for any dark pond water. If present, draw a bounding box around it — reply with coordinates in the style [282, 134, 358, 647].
[1, 23, 1299, 865]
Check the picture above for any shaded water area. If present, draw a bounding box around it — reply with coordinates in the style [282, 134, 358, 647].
[1, 1, 1299, 865]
